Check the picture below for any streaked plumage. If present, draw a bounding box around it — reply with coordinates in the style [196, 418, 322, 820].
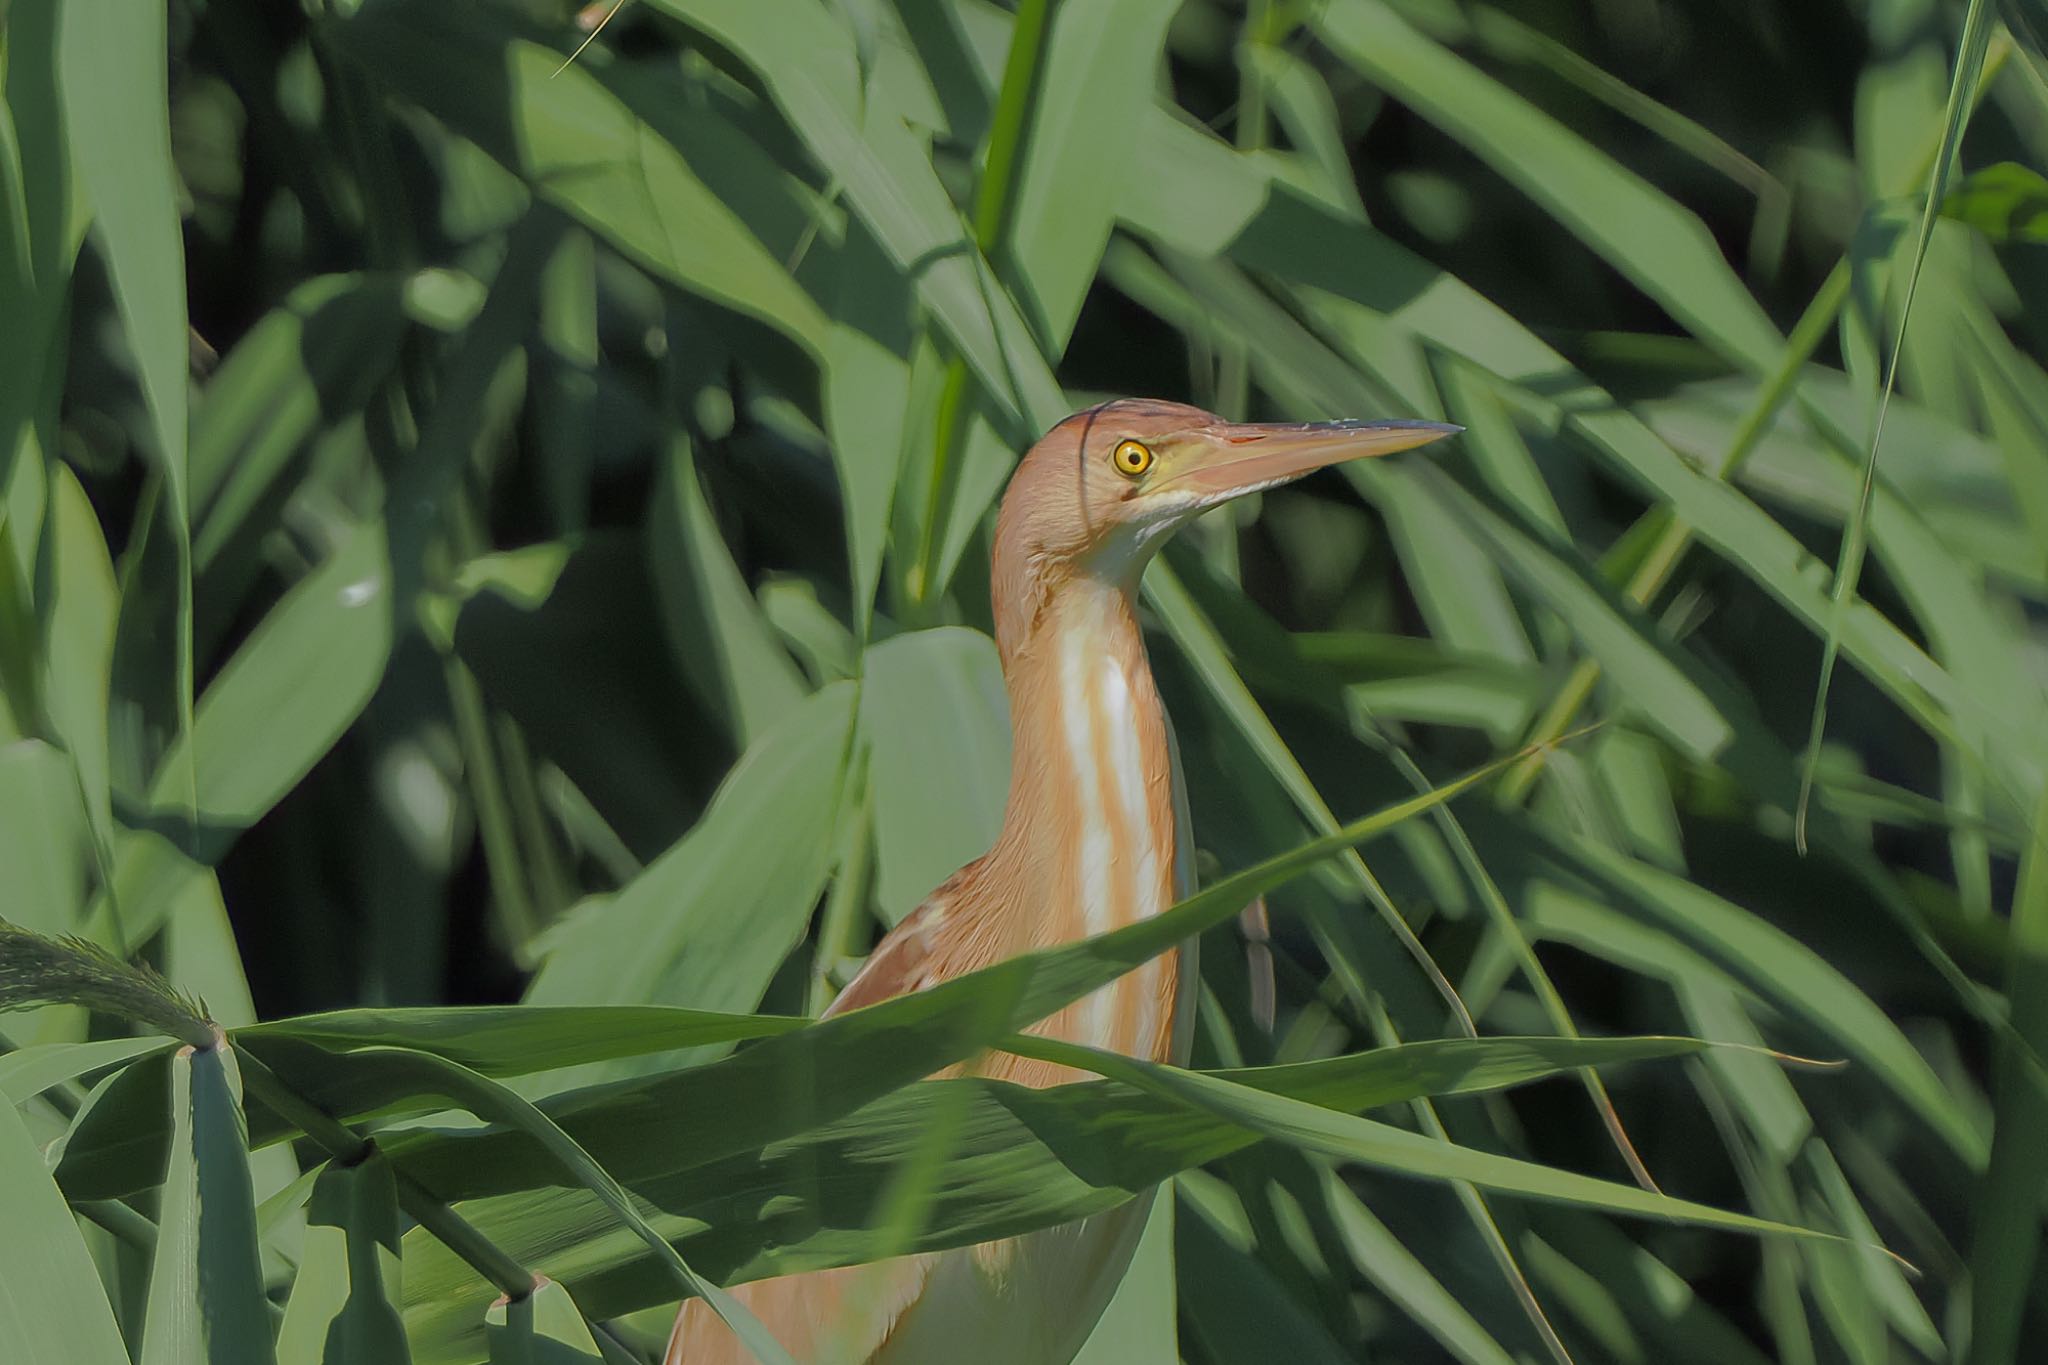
[670, 399, 1455, 1363]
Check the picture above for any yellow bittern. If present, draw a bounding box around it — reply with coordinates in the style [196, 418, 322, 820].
[670, 399, 1457, 1364]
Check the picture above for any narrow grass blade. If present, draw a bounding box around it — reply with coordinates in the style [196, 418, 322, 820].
[58, 0, 196, 823]
[1466, 8, 1776, 202]
[1319, 1168, 1518, 1365]
[1011, 1035, 1842, 1244]
[1146, 556, 1476, 1032]
[241, 1006, 806, 1075]
[1796, 0, 2000, 849]
[42, 466, 119, 910]
[0, 0, 87, 556]
[820, 220, 914, 635]
[1967, 783, 2048, 1364]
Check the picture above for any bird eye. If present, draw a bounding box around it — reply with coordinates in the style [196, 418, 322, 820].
[1111, 439, 1154, 477]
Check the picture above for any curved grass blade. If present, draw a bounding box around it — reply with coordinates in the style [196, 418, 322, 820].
[1318, 1168, 1518, 1365]
[1796, 0, 2000, 850]
[55, 743, 1548, 1208]
[240, 1005, 806, 1075]
[391, 1034, 1831, 1359]
[1005, 1034, 1858, 1248]
[0, 1035, 166, 1104]
[1536, 837, 1986, 1168]
[1357, 715, 1660, 1191]
[1145, 558, 1475, 1032]
[319, 1045, 795, 1365]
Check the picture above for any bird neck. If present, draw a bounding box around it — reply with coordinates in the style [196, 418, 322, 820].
[989, 568, 1183, 1057]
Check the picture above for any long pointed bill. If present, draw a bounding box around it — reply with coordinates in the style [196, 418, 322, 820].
[1168, 418, 1460, 499]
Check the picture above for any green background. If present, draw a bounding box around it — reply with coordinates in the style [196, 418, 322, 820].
[3, 0, 2046, 1362]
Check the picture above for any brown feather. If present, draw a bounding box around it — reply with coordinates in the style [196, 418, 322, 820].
[669, 402, 1224, 1364]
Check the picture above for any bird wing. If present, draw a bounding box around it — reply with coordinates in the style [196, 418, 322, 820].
[824, 883, 956, 1017]
[667, 1257, 936, 1365]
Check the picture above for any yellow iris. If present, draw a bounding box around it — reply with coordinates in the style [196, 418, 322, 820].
[1112, 439, 1153, 477]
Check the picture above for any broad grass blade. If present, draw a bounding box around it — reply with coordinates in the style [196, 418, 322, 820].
[648, 434, 807, 749]
[1003, 0, 1181, 350]
[522, 683, 855, 1086]
[138, 1042, 277, 1365]
[58, 0, 196, 819]
[333, 5, 826, 348]
[148, 524, 393, 861]
[391, 1035, 1802, 1355]
[275, 1158, 411, 1365]
[485, 1279, 603, 1364]
[1313, 0, 1783, 368]
[859, 628, 1009, 922]
[1068, 1189, 1177, 1365]
[0, 1099, 129, 1364]
[635, 0, 1065, 429]
[348, 1045, 797, 1365]
[0, 1036, 165, 1103]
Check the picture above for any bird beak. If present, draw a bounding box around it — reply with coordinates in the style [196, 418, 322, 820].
[1165, 418, 1460, 499]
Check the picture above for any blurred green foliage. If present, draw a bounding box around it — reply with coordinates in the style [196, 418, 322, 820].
[4, 0, 2048, 1361]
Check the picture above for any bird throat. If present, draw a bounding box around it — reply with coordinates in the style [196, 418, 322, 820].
[994, 573, 1184, 1062]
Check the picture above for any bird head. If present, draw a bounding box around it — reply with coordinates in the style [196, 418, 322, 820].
[993, 397, 1458, 599]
